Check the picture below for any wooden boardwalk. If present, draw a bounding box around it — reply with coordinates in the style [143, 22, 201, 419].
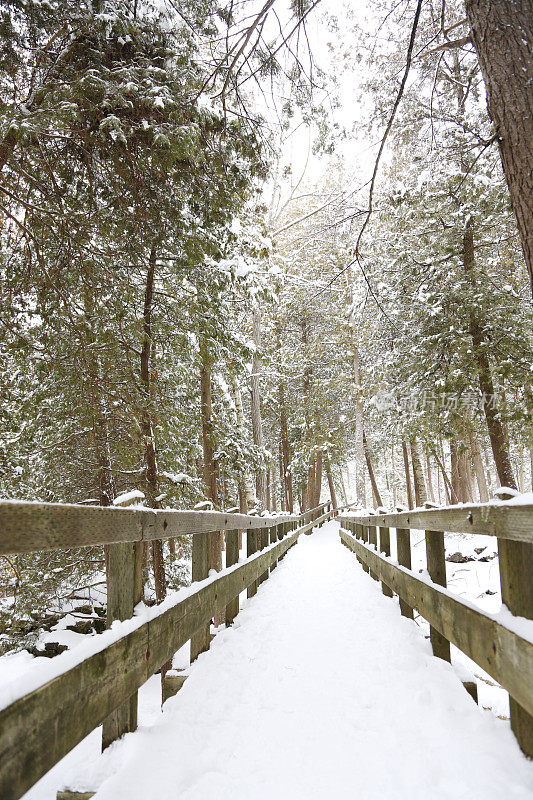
[0, 499, 533, 799]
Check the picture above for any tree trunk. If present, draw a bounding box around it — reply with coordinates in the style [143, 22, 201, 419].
[325, 454, 338, 509]
[279, 379, 294, 512]
[353, 347, 366, 505]
[339, 467, 348, 505]
[402, 441, 414, 509]
[527, 383, 533, 491]
[233, 381, 256, 511]
[251, 307, 267, 508]
[463, 222, 517, 489]
[430, 443, 458, 504]
[450, 439, 464, 503]
[425, 453, 435, 503]
[363, 431, 383, 508]
[465, 0, 533, 295]
[410, 437, 427, 506]
[139, 248, 166, 604]
[469, 429, 489, 502]
[458, 444, 474, 503]
[306, 456, 316, 511]
[199, 344, 223, 625]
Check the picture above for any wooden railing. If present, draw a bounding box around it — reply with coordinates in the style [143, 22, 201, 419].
[0, 499, 335, 800]
[339, 500, 533, 757]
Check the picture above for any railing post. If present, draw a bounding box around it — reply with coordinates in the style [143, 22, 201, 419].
[360, 525, 370, 572]
[190, 531, 210, 662]
[396, 527, 413, 619]
[225, 529, 239, 625]
[497, 491, 533, 756]
[247, 527, 258, 597]
[367, 524, 378, 581]
[259, 525, 269, 583]
[425, 528, 451, 662]
[379, 526, 393, 597]
[102, 538, 142, 750]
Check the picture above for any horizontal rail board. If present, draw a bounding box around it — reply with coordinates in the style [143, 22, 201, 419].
[342, 503, 533, 543]
[0, 509, 333, 800]
[339, 528, 533, 717]
[0, 501, 329, 555]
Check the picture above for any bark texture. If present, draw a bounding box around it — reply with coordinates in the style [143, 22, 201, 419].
[251, 307, 267, 508]
[410, 437, 427, 506]
[465, 0, 533, 295]
[363, 431, 383, 508]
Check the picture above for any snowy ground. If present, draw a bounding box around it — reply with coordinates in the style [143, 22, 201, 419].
[19, 520, 533, 799]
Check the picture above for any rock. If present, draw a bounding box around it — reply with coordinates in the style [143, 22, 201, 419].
[28, 641, 68, 658]
[446, 552, 474, 563]
[474, 547, 486, 555]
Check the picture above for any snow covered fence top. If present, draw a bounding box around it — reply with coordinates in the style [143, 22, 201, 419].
[341, 501, 533, 543]
[0, 500, 330, 554]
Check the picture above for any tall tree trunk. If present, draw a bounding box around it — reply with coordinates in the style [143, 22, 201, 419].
[271, 466, 278, 511]
[425, 454, 435, 503]
[278, 443, 286, 511]
[463, 222, 517, 489]
[325, 454, 338, 509]
[430, 443, 458, 504]
[140, 247, 166, 603]
[450, 439, 464, 503]
[457, 444, 474, 503]
[251, 307, 267, 508]
[391, 441, 397, 507]
[199, 345, 224, 626]
[527, 383, 533, 491]
[410, 437, 427, 506]
[232, 381, 256, 511]
[306, 456, 316, 511]
[402, 441, 414, 509]
[279, 379, 294, 512]
[313, 447, 323, 509]
[465, 0, 533, 295]
[469, 429, 489, 502]
[339, 467, 348, 505]
[266, 468, 271, 512]
[363, 431, 383, 507]
[353, 346, 366, 505]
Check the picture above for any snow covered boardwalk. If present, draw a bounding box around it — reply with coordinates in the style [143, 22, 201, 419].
[89, 521, 533, 800]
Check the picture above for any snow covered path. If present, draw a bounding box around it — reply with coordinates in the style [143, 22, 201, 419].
[91, 521, 533, 800]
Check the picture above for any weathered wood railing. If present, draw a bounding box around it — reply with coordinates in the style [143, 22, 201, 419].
[339, 500, 533, 757]
[0, 499, 335, 800]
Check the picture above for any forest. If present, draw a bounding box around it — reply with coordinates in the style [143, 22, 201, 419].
[0, 0, 532, 657]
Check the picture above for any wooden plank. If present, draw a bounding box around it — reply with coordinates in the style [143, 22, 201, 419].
[246, 528, 258, 598]
[342, 504, 533, 543]
[339, 530, 533, 720]
[0, 502, 302, 555]
[463, 681, 478, 704]
[395, 527, 413, 619]
[379, 527, 393, 598]
[270, 525, 278, 570]
[102, 541, 140, 749]
[190, 531, 210, 663]
[498, 535, 533, 756]
[367, 525, 378, 581]
[225, 530, 239, 625]
[259, 527, 269, 583]
[425, 530, 451, 662]
[0, 502, 144, 553]
[162, 674, 187, 703]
